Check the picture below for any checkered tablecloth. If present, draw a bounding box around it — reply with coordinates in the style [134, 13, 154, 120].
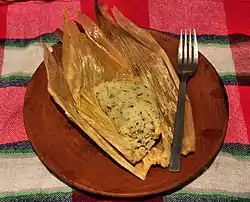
[0, 0, 249, 201]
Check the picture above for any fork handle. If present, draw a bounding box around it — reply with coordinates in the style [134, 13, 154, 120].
[169, 77, 187, 172]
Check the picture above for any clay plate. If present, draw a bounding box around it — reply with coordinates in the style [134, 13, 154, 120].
[23, 29, 229, 198]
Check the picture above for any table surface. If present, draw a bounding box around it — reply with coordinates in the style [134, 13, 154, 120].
[0, 0, 249, 201]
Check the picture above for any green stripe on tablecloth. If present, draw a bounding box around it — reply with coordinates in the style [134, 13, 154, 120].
[220, 74, 237, 85]
[0, 141, 249, 157]
[0, 74, 247, 87]
[164, 192, 250, 202]
[2, 34, 228, 46]
[221, 143, 250, 157]
[0, 74, 31, 87]
[220, 73, 250, 86]
[161, 33, 249, 44]
[167, 33, 229, 44]
[3, 33, 249, 47]
[0, 141, 34, 156]
[0, 189, 71, 202]
[198, 35, 229, 44]
[4, 33, 60, 48]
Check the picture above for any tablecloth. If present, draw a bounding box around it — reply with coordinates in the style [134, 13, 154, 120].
[0, 0, 250, 201]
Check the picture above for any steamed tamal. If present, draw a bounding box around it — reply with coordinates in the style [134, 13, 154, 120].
[95, 81, 162, 163]
[42, 4, 195, 180]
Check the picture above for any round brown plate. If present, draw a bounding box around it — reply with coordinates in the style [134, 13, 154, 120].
[23, 29, 229, 198]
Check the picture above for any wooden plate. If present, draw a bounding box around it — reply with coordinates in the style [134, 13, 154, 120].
[23, 29, 229, 198]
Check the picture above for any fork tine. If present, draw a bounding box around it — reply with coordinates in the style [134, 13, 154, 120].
[184, 29, 187, 63]
[193, 29, 198, 64]
[178, 30, 183, 63]
[188, 29, 192, 63]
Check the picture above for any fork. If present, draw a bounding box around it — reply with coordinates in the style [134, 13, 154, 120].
[169, 29, 198, 172]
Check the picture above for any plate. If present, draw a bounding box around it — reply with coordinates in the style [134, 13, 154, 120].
[23, 29, 229, 198]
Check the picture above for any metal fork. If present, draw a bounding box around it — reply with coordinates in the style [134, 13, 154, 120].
[169, 29, 198, 172]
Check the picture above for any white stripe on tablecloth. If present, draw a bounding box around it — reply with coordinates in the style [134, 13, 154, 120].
[198, 44, 236, 74]
[2, 41, 235, 76]
[0, 156, 70, 193]
[182, 154, 250, 194]
[0, 153, 249, 195]
[2, 43, 52, 76]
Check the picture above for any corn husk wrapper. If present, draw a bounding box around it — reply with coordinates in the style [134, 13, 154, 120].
[42, 4, 195, 180]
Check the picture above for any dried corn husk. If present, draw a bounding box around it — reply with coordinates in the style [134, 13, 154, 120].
[42, 4, 195, 180]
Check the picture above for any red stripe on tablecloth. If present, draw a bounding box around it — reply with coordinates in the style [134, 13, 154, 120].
[229, 43, 250, 142]
[148, 0, 228, 35]
[238, 86, 250, 143]
[0, 87, 27, 144]
[229, 44, 250, 74]
[72, 191, 163, 202]
[230, 44, 250, 141]
[224, 0, 250, 143]
[224, 86, 249, 144]
[0, 4, 7, 38]
[80, 0, 150, 28]
[223, 1, 250, 35]
[5, 0, 80, 39]
[0, 4, 8, 76]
